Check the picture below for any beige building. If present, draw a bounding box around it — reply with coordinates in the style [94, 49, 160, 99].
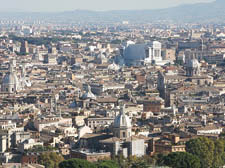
[70, 150, 111, 162]
[162, 48, 176, 61]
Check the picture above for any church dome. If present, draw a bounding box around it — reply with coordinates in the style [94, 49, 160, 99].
[69, 100, 78, 108]
[88, 63, 95, 69]
[97, 52, 106, 59]
[82, 85, 96, 100]
[2, 72, 19, 86]
[108, 62, 120, 71]
[114, 105, 132, 128]
[186, 59, 200, 68]
[1, 64, 20, 93]
[82, 91, 96, 100]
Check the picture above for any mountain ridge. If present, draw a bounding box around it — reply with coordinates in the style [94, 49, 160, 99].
[0, 0, 224, 24]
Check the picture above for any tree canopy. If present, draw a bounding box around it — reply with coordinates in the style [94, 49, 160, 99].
[186, 137, 225, 168]
[38, 152, 64, 168]
[162, 152, 201, 168]
[96, 160, 119, 168]
[59, 158, 122, 168]
[59, 158, 96, 168]
[186, 137, 215, 167]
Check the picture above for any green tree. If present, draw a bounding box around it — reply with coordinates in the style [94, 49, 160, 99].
[162, 152, 201, 168]
[97, 160, 119, 168]
[126, 155, 149, 168]
[186, 137, 215, 168]
[156, 153, 167, 166]
[130, 159, 149, 168]
[213, 139, 225, 168]
[113, 154, 129, 168]
[38, 152, 64, 168]
[138, 155, 158, 166]
[59, 158, 96, 168]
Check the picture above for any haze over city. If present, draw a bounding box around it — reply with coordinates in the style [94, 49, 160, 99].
[0, 0, 214, 12]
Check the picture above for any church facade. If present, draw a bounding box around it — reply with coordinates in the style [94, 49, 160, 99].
[79, 105, 145, 158]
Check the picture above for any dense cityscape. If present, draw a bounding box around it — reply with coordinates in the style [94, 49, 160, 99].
[0, 0, 225, 168]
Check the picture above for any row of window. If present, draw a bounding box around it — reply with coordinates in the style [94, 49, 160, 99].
[88, 121, 112, 125]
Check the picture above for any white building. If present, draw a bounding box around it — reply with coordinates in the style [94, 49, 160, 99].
[145, 41, 162, 63]
[121, 41, 171, 66]
[18, 139, 43, 153]
[0, 126, 30, 153]
[193, 126, 223, 135]
[78, 125, 93, 139]
[0, 120, 16, 130]
[34, 117, 73, 132]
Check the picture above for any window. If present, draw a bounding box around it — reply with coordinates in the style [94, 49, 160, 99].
[122, 117, 125, 125]
[123, 132, 126, 138]
[145, 49, 149, 58]
[154, 49, 160, 58]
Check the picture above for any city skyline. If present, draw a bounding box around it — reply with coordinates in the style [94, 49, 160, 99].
[0, 0, 214, 12]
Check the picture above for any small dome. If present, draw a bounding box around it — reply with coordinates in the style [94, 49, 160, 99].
[187, 59, 200, 68]
[82, 85, 96, 100]
[125, 40, 135, 47]
[88, 63, 95, 69]
[97, 52, 106, 59]
[108, 62, 120, 71]
[69, 100, 78, 108]
[2, 72, 19, 86]
[114, 105, 132, 128]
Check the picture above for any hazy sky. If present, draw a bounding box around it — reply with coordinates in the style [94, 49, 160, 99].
[0, 0, 214, 12]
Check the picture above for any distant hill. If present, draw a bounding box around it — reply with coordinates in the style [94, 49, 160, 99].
[0, 0, 224, 24]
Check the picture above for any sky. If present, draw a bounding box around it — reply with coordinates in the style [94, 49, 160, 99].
[0, 0, 214, 12]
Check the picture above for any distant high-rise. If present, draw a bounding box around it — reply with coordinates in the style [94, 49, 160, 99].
[20, 41, 29, 54]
